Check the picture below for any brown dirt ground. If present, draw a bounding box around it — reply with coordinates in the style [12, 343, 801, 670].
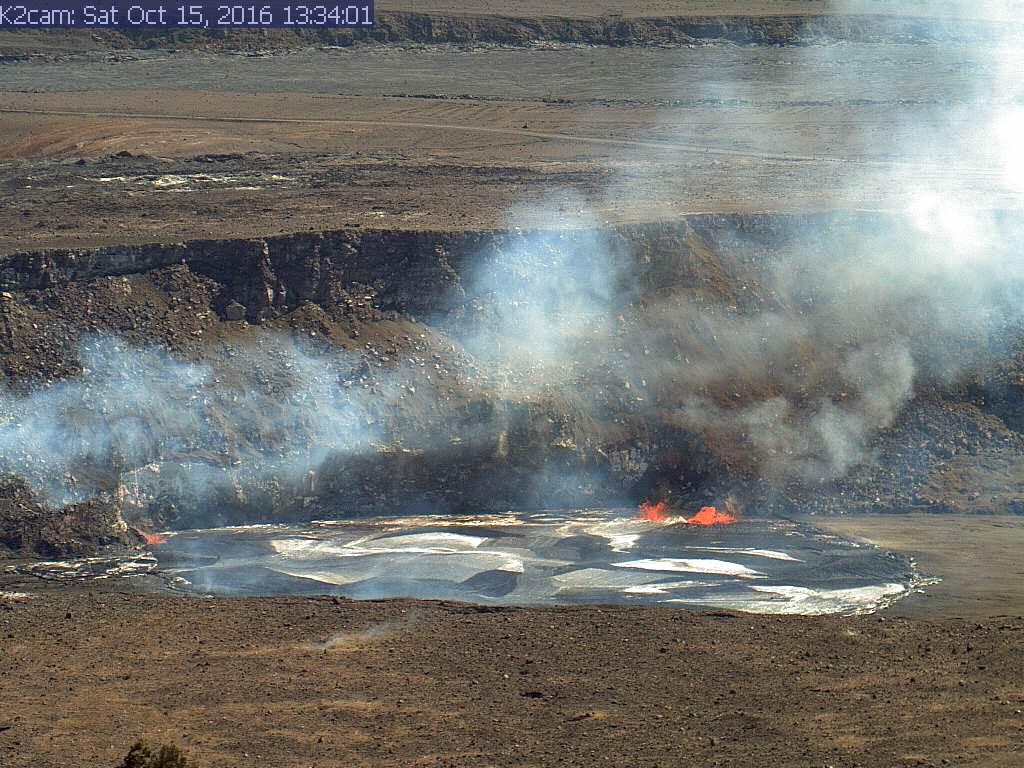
[0, 585, 1022, 768]
[0, 38, 1015, 253]
[0, 84, 872, 252]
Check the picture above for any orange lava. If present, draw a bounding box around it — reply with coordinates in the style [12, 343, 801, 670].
[132, 527, 167, 546]
[637, 500, 670, 522]
[687, 506, 738, 526]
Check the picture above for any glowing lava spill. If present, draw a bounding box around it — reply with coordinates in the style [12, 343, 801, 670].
[688, 506, 738, 526]
[132, 527, 167, 546]
[636, 501, 738, 525]
[637, 500, 669, 522]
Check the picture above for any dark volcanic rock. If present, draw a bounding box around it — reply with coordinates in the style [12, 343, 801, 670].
[0, 477, 134, 559]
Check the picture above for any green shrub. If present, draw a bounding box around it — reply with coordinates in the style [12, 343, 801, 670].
[118, 740, 189, 768]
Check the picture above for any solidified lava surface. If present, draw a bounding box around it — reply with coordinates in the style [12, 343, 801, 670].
[146, 513, 922, 615]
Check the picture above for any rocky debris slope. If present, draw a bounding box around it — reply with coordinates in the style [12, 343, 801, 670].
[0, 477, 134, 558]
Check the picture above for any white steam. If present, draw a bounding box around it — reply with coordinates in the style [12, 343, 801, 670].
[457, 196, 623, 390]
[457, 5, 1024, 483]
[0, 335, 384, 505]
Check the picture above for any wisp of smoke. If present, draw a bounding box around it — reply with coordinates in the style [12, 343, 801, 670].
[457, 195, 625, 390]
[469, 3, 1024, 484]
[0, 334, 384, 506]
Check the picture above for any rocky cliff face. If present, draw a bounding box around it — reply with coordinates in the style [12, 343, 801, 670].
[344, 12, 1008, 48]
[0, 217, 773, 544]
[0, 213, 842, 302]
[1, 212, 1022, 556]
[4, 12, 1009, 58]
